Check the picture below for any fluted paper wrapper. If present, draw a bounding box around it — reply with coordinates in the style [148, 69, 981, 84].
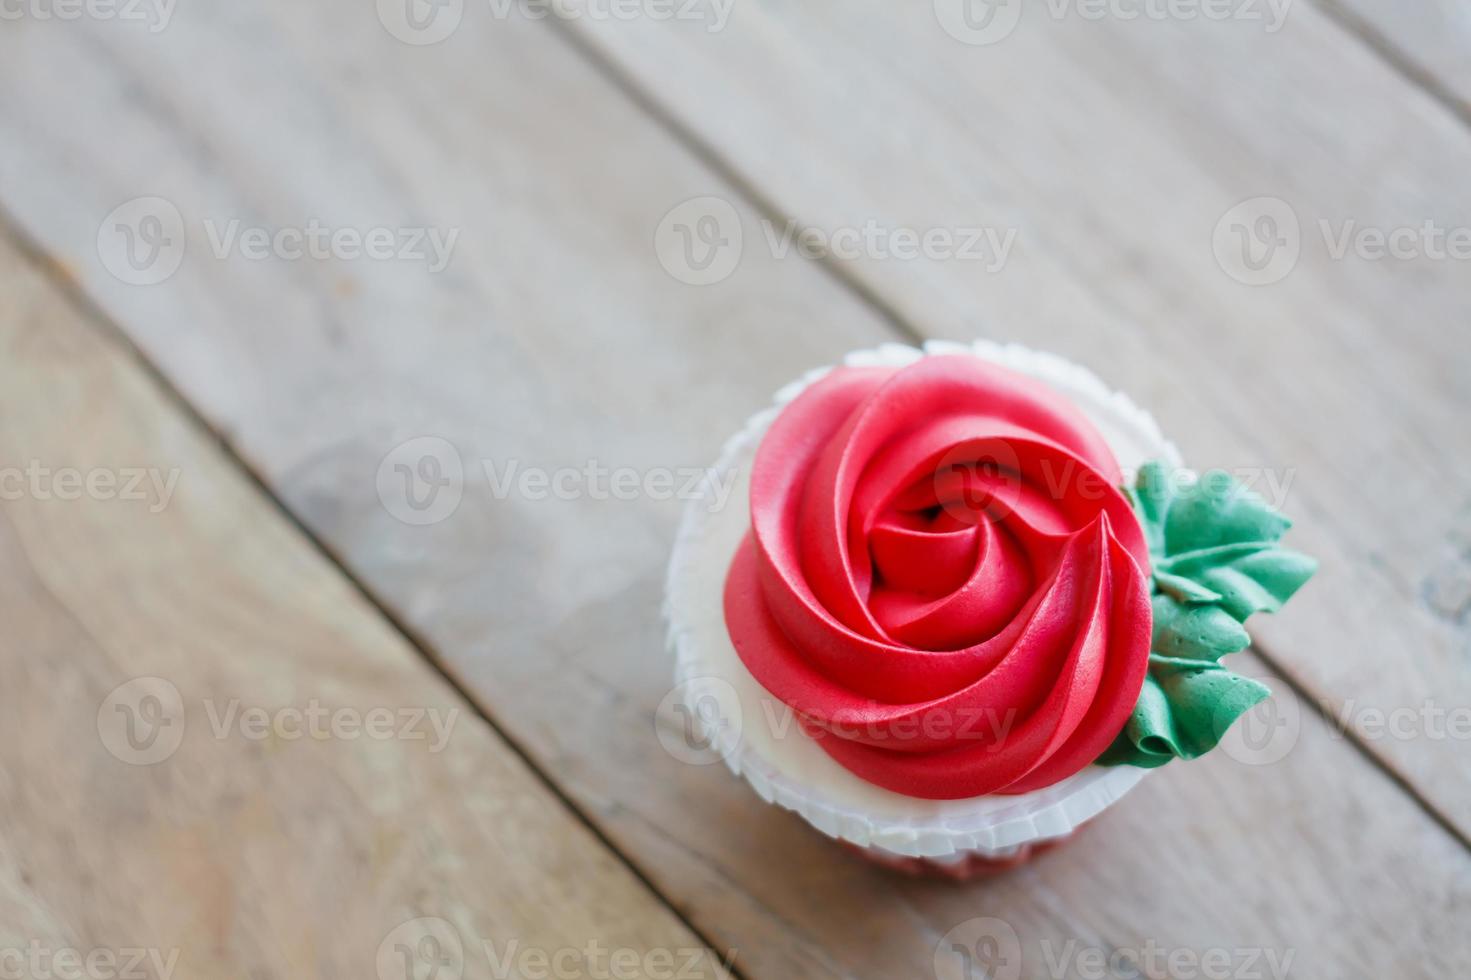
[664, 341, 1182, 872]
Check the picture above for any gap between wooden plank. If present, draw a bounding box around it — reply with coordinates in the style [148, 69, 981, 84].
[0, 202, 749, 980]
[1312, 0, 1471, 131]
[538, 7, 1471, 856]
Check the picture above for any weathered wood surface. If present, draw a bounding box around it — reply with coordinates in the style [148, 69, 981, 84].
[549, 0, 1471, 836]
[1321, 0, 1471, 118]
[1, 3, 1469, 979]
[0, 235, 731, 977]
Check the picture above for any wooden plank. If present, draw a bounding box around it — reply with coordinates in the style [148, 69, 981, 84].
[0, 236, 733, 977]
[2, 5, 1469, 979]
[543, 0, 1471, 836]
[1320, 0, 1471, 119]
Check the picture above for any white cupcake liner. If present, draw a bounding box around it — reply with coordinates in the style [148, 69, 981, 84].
[664, 340, 1183, 860]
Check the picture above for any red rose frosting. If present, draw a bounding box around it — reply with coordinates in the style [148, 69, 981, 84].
[723, 355, 1154, 799]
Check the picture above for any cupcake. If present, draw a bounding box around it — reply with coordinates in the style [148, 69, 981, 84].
[665, 341, 1314, 877]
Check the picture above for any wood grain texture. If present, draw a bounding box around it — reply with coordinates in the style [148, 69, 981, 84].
[0, 235, 732, 978]
[547, 0, 1471, 836]
[1, 4, 1469, 980]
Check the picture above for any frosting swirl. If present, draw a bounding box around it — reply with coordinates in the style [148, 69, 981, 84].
[723, 355, 1153, 799]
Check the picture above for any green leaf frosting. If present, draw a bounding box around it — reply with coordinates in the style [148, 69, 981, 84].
[1097, 462, 1316, 769]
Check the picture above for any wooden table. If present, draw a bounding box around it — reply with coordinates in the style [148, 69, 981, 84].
[0, 2, 1468, 977]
